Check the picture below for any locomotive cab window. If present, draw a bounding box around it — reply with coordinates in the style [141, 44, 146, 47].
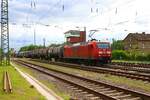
[97, 43, 109, 48]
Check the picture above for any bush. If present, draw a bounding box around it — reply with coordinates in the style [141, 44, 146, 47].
[146, 54, 150, 61]
[126, 52, 136, 61]
[112, 50, 127, 60]
[112, 50, 150, 61]
[135, 54, 147, 61]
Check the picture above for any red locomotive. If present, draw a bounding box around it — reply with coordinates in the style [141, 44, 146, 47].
[64, 40, 111, 65]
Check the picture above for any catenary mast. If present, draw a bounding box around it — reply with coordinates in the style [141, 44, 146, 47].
[1, 0, 10, 65]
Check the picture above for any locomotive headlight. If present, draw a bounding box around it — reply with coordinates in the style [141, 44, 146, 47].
[99, 51, 103, 54]
[107, 51, 111, 54]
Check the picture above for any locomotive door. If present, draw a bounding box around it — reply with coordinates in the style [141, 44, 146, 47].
[72, 46, 78, 58]
[88, 44, 93, 59]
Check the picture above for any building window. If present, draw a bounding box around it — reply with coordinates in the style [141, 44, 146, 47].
[130, 44, 131, 47]
[142, 43, 144, 49]
[67, 38, 70, 41]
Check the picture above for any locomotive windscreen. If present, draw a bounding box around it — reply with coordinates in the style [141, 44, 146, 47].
[97, 43, 110, 48]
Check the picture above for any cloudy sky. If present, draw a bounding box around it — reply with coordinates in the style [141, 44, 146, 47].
[2, 0, 150, 50]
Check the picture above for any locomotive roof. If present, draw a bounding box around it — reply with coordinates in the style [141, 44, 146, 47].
[65, 41, 110, 47]
[64, 30, 81, 34]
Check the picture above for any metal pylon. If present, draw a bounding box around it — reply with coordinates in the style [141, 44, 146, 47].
[1, 0, 10, 66]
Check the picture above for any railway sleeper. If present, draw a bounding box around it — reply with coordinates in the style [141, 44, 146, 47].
[74, 89, 83, 92]
[79, 91, 88, 95]
[85, 94, 95, 99]
[91, 84, 100, 87]
[85, 94, 94, 97]
[91, 86, 106, 90]
[90, 96, 101, 100]
[70, 87, 91, 97]
[86, 84, 100, 88]
[67, 85, 75, 89]
[109, 92, 139, 100]
[98, 88, 111, 92]
[102, 90, 117, 94]
[86, 83, 99, 87]
[73, 92, 84, 98]
[114, 94, 133, 99]
[70, 87, 79, 90]
[94, 86, 105, 89]
[107, 92, 124, 96]
[124, 97, 141, 100]
[86, 85, 103, 89]
[74, 90, 86, 97]
[77, 92, 94, 99]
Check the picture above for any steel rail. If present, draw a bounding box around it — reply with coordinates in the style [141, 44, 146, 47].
[29, 59, 150, 82]
[14, 60, 150, 100]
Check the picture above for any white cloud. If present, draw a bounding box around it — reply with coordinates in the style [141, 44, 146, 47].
[2, 0, 150, 50]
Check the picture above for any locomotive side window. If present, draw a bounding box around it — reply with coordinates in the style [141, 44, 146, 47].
[97, 43, 109, 48]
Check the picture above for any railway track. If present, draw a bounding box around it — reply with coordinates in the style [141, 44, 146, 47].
[13, 60, 150, 100]
[26, 59, 150, 82]
[3, 71, 12, 93]
[105, 64, 150, 74]
[112, 62, 150, 69]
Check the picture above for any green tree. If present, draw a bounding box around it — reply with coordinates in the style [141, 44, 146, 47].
[49, 44, 60, 47]
[111, 39, 124, 50]
[19, 44, 44, 52]
[0, 48, 2, 55]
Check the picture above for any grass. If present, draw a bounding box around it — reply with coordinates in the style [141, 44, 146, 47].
[103, 75, 150, 92]
[112, 60, 150, 64]
[0, 65, 45, 100]
[12, 62, 70, 100]
[21, 59, 150, 93]
[40, 79, 70, 100]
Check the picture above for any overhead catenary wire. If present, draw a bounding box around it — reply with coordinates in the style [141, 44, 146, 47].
[89, 0, 139, 31]
[31, 0, 36, 9]
[38, 0, 63, 21]
[90, 0, 137, 16]
[9, 0, 147, 45]
[27, 0, 139, 28]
